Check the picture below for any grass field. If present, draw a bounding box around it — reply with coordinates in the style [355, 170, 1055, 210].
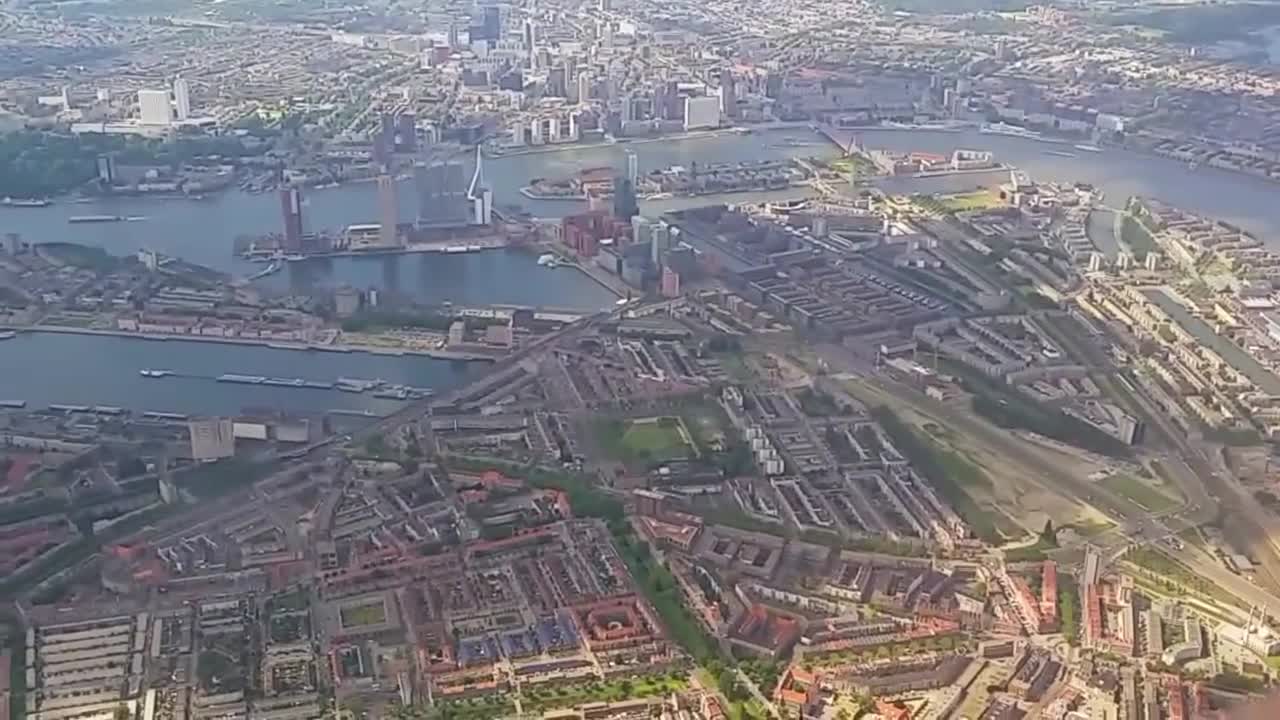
[938, 189, 1003, 212]
[621, 417, 691, 458]
[339, 601, 387, 628]
[1100, 474, 1181, 513]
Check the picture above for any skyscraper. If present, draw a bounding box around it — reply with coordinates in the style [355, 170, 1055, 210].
[613, 177, 638, 221]
[396, 113, 417, 152]
[137, 89, 172, 125]
[625, 150, 639, 186]
[415, 160, 469, 226]
[719, 68, 737, 119]
[377, 175, 399, 247]
[577, 73, 592, 105]
[172, 76, 191, 121]
[280, 187, 304, 252]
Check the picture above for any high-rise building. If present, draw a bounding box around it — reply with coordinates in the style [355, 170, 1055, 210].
[415, 160, 470, 226]
[377, 174, 400, 247]
[96, 154, 116, 185]
[482, 5, 502, 40]
[719, 69, 737, 119]
[684, 95, 720, 130]
[523, 19, 537, 60]
[613, 177, 638, 221]
[598, 0, 610, 10]
[188, 418, 235, 462]
[577, 73, 592, 105]
[137, 89, 172, 125]
[172, 76, 191, 121]
[280, 187, 304, 252]
[547, 67, 567, 97]
[661, 266, 681, 298]
[625, 150, 639, 186]
[396, 113, 417, 152]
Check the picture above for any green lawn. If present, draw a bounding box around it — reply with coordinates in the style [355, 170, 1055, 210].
[939, 189, 1003, 212]
[339, 601, 386, 628]
[596, 417, 694, 465]
[1100, 474, 1180, 513]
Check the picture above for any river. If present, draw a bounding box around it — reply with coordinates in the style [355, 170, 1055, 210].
[0, 331, 483, 416]
[7, 126, 1280, 415]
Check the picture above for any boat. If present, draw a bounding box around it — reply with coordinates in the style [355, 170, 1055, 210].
[335, 383, 366, 393]
[0, 331, 15, 340]
[49, 404, 89, 413]
[142, 410, 188, 420]
[2, 197, 51, 207]
[68, 215, 124, 224]
[537, 253, 562, 268]
[91, 406, 124, 416]
[328, 409, 379, 417]
[125, 216, 148, 222]
[302, 380, 335, 390]
[1188, 160, 1200, 170]
[0, 400, 26, 408]
[1074, 144, 1103, 153]
[979, 122, 1041, 140]
[263, 377, 306, 387]
[373, 387, 410, 400]
[139, 369, 173, 378]
[217, 374, 266, 384]
[1044, 150, 1077, 158]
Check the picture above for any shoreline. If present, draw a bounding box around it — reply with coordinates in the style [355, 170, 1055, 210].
[20, 325, 502, 362]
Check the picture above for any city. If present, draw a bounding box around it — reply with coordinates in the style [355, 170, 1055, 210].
[8, 1, 1280, 720]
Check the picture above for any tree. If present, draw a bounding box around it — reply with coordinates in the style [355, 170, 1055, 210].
[1041, 519, 1057, 547]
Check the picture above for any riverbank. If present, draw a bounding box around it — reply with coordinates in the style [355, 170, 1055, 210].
[24, 326, 499, 361]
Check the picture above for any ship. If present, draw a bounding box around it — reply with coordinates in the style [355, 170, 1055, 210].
[139, 369, 173, 378]
[537, 253, 562, 268]
[979, 122, 1041, 140]
[217, 374, 266, 384]
[0, 331, 15, 340]
[1074, 144, 1103, 153]
[2, 197, 51, 207]
[1044, 150, 1077, 158]
[0, 400, 25, 408]
[372, 387, 410, 400]
[68, 215, 125, 224]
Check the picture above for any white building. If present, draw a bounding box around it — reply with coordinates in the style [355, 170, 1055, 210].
[189, 418, 235, 461]
[137, 89, 172, 125]
[172, 76, 191, 121]
[684, 95, 720, 131]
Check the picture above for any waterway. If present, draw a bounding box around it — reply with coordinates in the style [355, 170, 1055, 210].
[0, 331, 484, 417]
[1141, 287, 1280, 396]
[9, 127, 1280, 413]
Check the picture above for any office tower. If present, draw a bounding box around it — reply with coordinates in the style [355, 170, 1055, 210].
[684, 95, 720, 130]
[96, 154, 116, 185]
[523, 19, 537, 59]
[448, 23, 461, 48]
[280, 187, 304, 252]
[598, 0, 610, 10]
[719, 68, 737, 119]
[415, 160, 469, 226]
[188, 418, 235, 462]
[467, 145, 493, 225]
[377, 174, 399, 247]
[620, 93, 635, 123]
[625, 149, 638, 186]
[547, 67, 567, 97]
[396, 113, 417, 152]
[577, 73, 592, 104]
[137, 89, 172, 125]
[651, 221, 670, 267]
[613, 177, 638, 221]
[172, 76, 191, 121]
[483, 5, 501, 40]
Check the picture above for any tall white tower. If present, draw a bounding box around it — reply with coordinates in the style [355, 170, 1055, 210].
[172, 76, 191, 121]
